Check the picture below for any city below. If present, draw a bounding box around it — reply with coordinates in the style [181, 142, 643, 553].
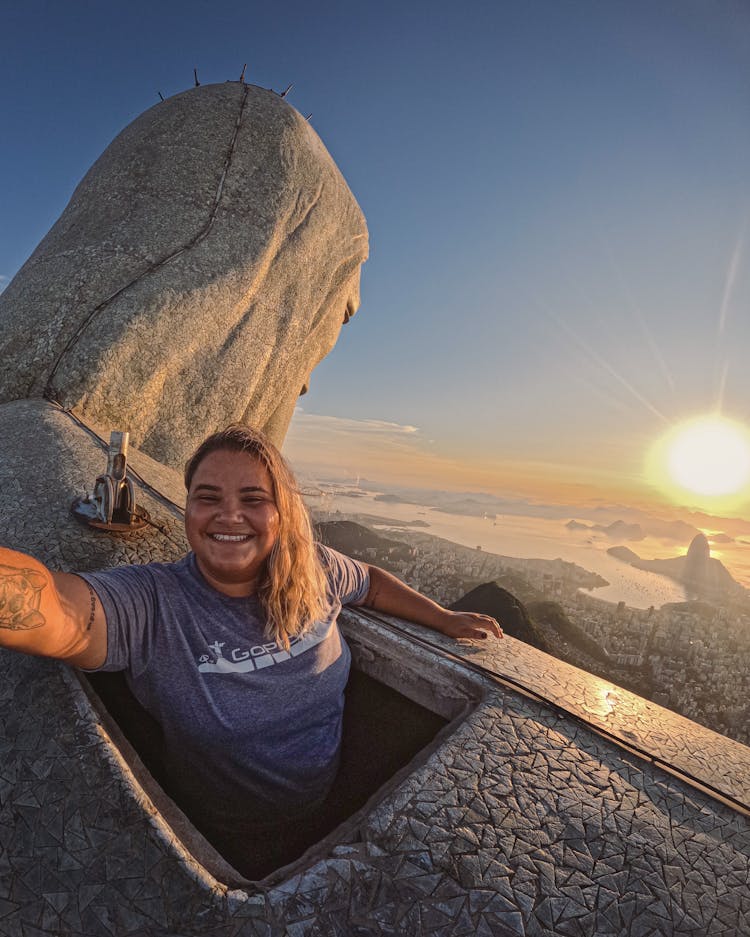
[304, 486, 750, 750]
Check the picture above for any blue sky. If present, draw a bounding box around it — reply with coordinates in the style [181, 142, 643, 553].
[2, 1, 750, 508]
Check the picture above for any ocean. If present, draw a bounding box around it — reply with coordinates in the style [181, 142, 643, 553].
[307, 489, 750, 608]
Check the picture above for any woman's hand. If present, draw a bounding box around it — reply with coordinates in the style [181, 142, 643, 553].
[431, 609, 503, 642]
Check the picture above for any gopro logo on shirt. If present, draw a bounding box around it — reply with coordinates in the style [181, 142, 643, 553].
[196, 625, 327, 674]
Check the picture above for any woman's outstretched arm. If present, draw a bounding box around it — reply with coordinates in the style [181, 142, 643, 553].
[356, 564, 503, 642]
[0, 547, 107, 667]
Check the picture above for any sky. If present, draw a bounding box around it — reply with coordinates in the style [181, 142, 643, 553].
[2, 1, 750, 518]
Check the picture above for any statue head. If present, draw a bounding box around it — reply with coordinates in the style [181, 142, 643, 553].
[0, 82, 368, 467]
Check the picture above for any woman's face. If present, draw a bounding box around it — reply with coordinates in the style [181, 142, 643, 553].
[185, 448, 280, 596]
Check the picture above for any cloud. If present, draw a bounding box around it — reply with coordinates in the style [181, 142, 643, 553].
[291, 411, 419, 438]
[281, 410, 439, 482]
[284, 410, 427, 481]
[283, 408, 665, 506]
[284, 409, 557, 494]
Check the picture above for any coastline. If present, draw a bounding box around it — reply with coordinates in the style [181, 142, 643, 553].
[306, 489, 693, 609]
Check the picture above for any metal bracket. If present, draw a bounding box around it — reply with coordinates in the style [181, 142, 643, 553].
[71, 431, 150, 532]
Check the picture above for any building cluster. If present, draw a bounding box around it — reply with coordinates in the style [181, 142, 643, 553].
[380, 531, 603, 606]
[572, 592, 750, 743]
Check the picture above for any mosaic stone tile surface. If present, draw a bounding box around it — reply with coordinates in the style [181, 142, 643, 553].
[0, 401, 748, 935]
[373, 615, 750, 810]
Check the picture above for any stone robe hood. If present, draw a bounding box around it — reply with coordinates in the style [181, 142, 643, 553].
[0, 82, 368, 468]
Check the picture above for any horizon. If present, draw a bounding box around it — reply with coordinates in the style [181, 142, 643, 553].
[284, 408, 750, 528]
[299, 474, 750, 596]
[2, 1, 750, 523]
[290, 457, 750, 541]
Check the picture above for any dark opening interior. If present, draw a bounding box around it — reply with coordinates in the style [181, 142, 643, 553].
[84, 667, 448, 880]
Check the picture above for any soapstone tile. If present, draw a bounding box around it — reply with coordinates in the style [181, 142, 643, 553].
[19, 923, 53, 937]
[229, 920, 276, 937]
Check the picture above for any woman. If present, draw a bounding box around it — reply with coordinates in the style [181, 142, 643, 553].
[0, 425, 501, 876]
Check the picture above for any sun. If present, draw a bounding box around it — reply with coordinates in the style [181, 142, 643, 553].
[647, 415, 750, 504]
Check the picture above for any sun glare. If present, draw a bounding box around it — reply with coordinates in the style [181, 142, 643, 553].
[647, 415, 750, 505]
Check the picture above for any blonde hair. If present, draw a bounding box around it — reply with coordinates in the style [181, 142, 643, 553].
[184, 425, 328, 649]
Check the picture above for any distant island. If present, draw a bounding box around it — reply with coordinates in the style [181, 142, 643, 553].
[566, 516, 701, 542]
[566, 519, 645, 540]
[374, 492, 496, 518]
[607, 533, 743, 599]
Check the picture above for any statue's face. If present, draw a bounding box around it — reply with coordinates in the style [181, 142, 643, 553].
[0, 82, 368, 468]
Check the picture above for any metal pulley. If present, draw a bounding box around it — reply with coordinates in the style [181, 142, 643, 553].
[72, 431, 150, 531]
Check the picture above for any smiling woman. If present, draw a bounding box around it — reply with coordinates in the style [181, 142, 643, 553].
[647, 414, 750, 508]
[0, 422, 502, 878]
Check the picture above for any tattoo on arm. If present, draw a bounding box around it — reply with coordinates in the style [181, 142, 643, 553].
[84, 580, 96, 631]
[0, 565, 47, 631]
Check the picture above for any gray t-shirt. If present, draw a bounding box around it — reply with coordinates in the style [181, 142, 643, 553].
[82, 545, 369, 830]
